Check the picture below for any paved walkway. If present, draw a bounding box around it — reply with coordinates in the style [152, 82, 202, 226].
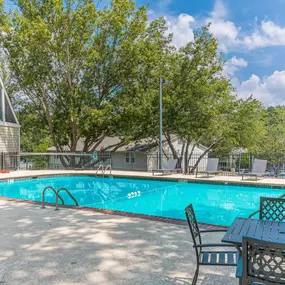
[0, 200, 238, 285]
[0, 169, 285, 186]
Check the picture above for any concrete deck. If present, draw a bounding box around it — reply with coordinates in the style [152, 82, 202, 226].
[0, 169, 285, 186]
[0, 200, 238, 285]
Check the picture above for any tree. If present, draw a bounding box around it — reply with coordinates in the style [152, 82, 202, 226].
[254, 106, 285, 175]
[149, 25, 232, 172]
[0, 0, 170, 159]
[146, 25, 266, 173]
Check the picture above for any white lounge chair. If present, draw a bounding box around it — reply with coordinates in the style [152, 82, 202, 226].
[152, 159, 181, 175]
[242, 159, 269, 180]
[196, 158, 221, 178]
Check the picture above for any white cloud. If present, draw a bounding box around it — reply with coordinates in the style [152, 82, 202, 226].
[224, 56, 248, 77]
[236, 71, 285, 106]
[210, 0, 228, 19]
[243, 20, 285, 49]
[166, 14, 195, 48]
[152, 0, 285, 52]
[206, 1, 285, 52]
[208, 20, 240, 52]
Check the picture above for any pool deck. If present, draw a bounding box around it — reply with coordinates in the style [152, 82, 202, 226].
[0, 199, 238, 285]
[0, 169, 281, 284]
[1, 169, 285, 187]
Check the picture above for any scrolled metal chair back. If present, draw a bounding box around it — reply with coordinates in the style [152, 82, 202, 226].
[260, 196, 285, 222]
[242, 237, 285, 284]
[185, 204, 201, 247]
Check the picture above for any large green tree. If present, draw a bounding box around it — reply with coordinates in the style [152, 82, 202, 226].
[0, 0, 170, 156]
[139, 26, 266, 172]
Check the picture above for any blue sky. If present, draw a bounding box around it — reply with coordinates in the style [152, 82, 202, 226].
[4, 0, 285, 106]
[140, 0, 285, 106]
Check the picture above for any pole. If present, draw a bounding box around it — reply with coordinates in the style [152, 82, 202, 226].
[159, 77, 163, 170]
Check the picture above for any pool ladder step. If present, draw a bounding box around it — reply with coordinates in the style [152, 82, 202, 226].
[41, 186, 78, 210]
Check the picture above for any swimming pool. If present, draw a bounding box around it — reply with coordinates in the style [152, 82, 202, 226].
[0, 175, 284, 226]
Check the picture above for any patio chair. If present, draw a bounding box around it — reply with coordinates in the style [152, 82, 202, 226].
[259, 196, 285, 222]
[185, 204, 238, 285]
[236, 237, 285, 285]
[242, 159, 269, 181]
[195, 158, 221, 178]
[152, 159, 181, 175]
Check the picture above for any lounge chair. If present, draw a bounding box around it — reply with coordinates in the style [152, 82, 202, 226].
[152, 159, 181, 175]
[195, 158, 221, 178]
[242, 159, 269, 181]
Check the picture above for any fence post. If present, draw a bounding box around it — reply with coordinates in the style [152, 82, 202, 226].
[0, 152, 3, 171]
[250, 153, 253, 170]
[156, 152, 159, 169]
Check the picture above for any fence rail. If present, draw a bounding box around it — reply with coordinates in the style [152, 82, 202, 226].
[1, 151, 285, 178]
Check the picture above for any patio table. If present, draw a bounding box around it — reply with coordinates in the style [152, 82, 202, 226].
[222, 217, 285, 253]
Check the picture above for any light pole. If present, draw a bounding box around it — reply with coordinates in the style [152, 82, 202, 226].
[159, 76, 169, 170]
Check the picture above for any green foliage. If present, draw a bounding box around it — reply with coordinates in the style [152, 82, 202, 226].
[257, 106, 285, 155]
[17, 104, 51, 152]
[0, 1, 272, 164]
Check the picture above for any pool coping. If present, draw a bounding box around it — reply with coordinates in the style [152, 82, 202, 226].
[0, 196, 228, 230]
[1, 171, 285, 188]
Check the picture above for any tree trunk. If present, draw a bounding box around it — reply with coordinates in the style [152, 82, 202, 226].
[189, 138, 222, 174]
[164, 132, 179, 159]
[186, 140, 199, 174]
[183, 140, 190, 174]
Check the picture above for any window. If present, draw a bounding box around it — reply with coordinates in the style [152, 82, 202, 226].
[126, 153, 135, 164]
[0, 86, 18, 124]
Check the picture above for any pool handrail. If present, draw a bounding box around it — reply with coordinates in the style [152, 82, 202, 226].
[96, 164, 104, 174]
[248, 192, 285, 218]
[103, 164, 112, 175]
[41, 186, 64, 209]
[55, 187, 79, 210]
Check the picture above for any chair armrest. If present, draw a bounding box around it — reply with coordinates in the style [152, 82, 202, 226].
[199, 229, 228, 233]
[193, 243, 236, 248]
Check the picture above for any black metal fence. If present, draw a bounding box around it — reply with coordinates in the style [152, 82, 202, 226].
[0, 152, 19, 171]
[18, 153, 111, 170]
[1, 151, 285, 177]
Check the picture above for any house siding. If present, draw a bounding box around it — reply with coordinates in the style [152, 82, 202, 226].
[148, 140, 208, 172]
[0, 125, 20, 153]
[111, 152, 147, 171]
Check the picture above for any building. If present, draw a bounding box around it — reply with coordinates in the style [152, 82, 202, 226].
[47, 137, 208, 172]
[0, 78, 20, 170]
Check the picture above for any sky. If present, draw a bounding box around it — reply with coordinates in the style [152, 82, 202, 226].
[138, 0, 285, 106]
[4, 0, 285, 106]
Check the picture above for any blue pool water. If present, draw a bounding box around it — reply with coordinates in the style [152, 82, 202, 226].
[0, 175, 284, 226]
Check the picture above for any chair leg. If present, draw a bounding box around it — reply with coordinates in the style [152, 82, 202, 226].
[192, 264, 199, 285]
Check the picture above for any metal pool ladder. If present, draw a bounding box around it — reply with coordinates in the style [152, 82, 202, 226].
[104, 164, 112, 175]
[41, 186, 78, 210]
[96, 164, 104, 174]
[96, 164, 112, 175]
[55, 188, 78, 210]
[41, 186, 64, 209]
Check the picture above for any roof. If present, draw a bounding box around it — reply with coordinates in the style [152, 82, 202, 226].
[47, 136, 207, 153]
[47, 136, 171, 153]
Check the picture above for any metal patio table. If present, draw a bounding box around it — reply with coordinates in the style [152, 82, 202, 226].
[222, 217, 285, 253]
